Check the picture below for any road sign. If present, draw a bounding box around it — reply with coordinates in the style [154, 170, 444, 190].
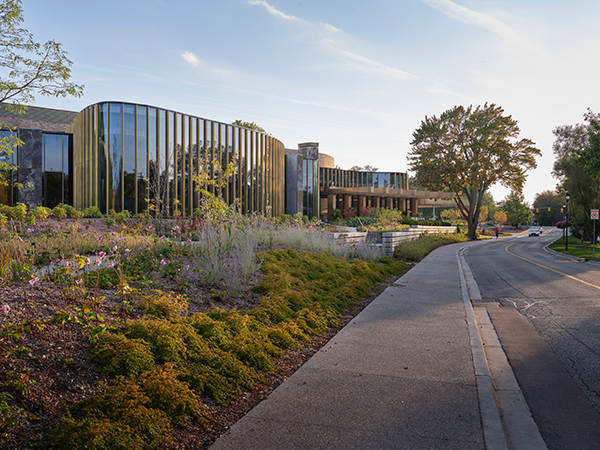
[592, 209, 599, 220]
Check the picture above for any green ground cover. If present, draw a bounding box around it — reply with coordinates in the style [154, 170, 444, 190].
[393, 232, 470, 261]
[549, 235, 600, 261]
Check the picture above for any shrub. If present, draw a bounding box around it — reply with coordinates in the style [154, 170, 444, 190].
[91, 333, 155, 378]
[139, 290, 188, 318]
[31, 206, 52, 221]
[83, 205, 103, 218]
[137, 364, 207, 425]
[52, 206, 67, 219]
[48, 380, 171, 450]
[342, 208, 356, 219]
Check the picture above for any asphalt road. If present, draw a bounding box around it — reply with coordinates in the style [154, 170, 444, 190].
[464, 229, 600, 449]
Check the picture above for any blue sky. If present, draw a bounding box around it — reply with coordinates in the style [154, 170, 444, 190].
[23, 0, 600, 204]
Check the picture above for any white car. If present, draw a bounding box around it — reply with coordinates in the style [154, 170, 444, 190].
[529, 229, 540, 237]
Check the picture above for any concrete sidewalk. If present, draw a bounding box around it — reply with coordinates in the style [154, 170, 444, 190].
[211, 243, 487, 449]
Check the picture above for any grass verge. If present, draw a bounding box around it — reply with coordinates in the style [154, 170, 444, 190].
[549, 236, 600, 261]
[393, 232, 469, 261]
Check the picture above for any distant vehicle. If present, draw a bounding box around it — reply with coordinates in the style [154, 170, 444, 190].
[529, 228, 540, 237]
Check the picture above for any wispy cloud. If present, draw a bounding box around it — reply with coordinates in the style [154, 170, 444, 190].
[324, 41, 418, 81]
[424, 83, 472, 101]
[249, 1, 414, 81]
[420, 0, 540, 52]
[181, 51, 200, 66]
[247, 0, 303, 22]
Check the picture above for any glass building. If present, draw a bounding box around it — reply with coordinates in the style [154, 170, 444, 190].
[68, 102, 286, 216]
[0, 128, 72, 208]
[1, 103, 450, 220]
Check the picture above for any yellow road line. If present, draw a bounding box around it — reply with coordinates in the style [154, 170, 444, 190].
[505, 244, 600, 291]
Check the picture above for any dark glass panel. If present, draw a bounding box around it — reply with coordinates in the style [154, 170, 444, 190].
[0, 130, 15, 205]
[137, 106, 148, 214]
[123, 104, 136, 213]
[158, 109, 167, 216]
[98, 103, 108, 213]
[45, 172, 62, 208]
[108, 103, 123, 212]
[240, 128, 247, 213]
[63, 135, 71, 205]
[148, 108, 158, 215]
[168, 111, 175, 215]
[44, 134, 63, 172]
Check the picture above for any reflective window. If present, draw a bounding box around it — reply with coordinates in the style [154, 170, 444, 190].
[137, 106, 148, 214]
[108, 103, 123, 212]
[123, 104, 136, 213]
[98, 103, 108, 213]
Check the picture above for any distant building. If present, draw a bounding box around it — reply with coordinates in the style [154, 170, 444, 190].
[0, 103, 451, 219]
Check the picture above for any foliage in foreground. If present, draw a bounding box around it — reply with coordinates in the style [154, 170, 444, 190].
[47, 249, 407, 449]
[393, 232, 469, 262]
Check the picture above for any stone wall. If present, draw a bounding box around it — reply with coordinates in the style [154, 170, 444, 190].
[0, 116, 71, 133]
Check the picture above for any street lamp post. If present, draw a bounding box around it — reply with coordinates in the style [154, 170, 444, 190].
[565, 192, 571, 250]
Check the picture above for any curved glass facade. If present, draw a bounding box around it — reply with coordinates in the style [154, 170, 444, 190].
[69, 102, 285, 216]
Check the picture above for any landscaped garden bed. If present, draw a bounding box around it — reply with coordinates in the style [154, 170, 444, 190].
[0, 204, 410, 449]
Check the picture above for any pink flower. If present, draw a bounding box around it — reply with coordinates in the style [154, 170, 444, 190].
[185, 265, 190, 270]
[98, 251, 106, 257]
[160, 258, 166, 265]
[108, 262, 115, 268]
[125, 248, 131, 254]
[112, 246, 118, 252]
[96, 257, 102, 266]
[76, 279, 83, 285]
[29, 277, 39, 286]
[2, 304, 10, 315]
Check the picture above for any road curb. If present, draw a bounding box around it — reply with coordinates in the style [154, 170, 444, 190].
[457, 247, 508, 450]
[458, 245, 548, 450]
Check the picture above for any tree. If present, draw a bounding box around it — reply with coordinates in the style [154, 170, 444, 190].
[478, 205, 489, 224]
[349, 165, 378, 172]
[232, 120, 265, 133]
[440, 208, 462, 224]
[533, 190, 563, 226]
[0, 1, 83, 109]
[0, 0, 83, 189]
[552, 110, 600, 240]
[408, 103, 540, 239]
[493, 210, 507, 227]
[501, 191, 530, 227]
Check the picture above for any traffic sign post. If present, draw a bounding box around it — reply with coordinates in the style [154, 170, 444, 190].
[592, 209, 599, 259]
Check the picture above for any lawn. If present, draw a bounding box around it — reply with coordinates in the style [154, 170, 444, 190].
[549, 235, 600, 261]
